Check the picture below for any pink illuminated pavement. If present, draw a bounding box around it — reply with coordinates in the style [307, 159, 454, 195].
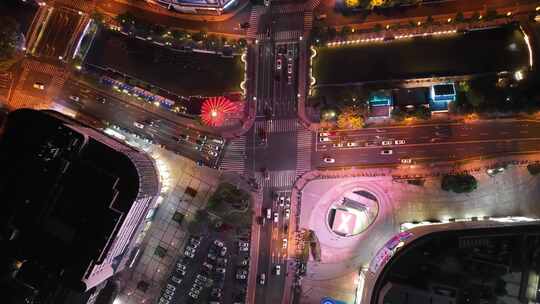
[288, 154, 540, 304]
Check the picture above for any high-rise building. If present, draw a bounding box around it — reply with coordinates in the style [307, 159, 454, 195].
[0, 109, 160, 303]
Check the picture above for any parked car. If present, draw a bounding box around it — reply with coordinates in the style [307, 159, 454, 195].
[394, 139, 406, 145]
[400, 158, 412, 164]
[188, 291, 199, 299]
[276, 58, 282, 70]
[171, 276, 182, 284]
[214, 239, 225, 247]
[33, 82, 45, 90]
[185, 250, 195, 258]
[323, 157, 335, 163]
[259, 273, 266, 285]
[274, 265, 281, 275]
[380, 149, 393, 155]
[381, 140, 392, 146]
[282, 238, 288, 249]
[273, 212, 279, 223]
[284, 209, 290, 219]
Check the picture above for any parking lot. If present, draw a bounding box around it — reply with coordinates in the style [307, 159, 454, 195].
[158, 229, 252, 304]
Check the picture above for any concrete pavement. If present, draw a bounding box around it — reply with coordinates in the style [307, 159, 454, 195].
[292, 153, 540, 303]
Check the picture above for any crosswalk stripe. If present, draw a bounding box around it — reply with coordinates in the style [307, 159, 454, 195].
[296, 126, 313, 176]
[254, 119, 297, 134]
[247, 6, 266, 39]
[219, 136, 247, 174]
[258, 170, 297, 188]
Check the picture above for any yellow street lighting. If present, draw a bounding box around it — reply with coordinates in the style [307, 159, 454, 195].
[417, 21, 422, 26]
[447, 18, 452, 23]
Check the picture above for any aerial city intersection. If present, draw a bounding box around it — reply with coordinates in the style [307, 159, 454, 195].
[1, 0, 540, 304]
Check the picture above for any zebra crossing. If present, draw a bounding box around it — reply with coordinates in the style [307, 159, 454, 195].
[218, 136, 247, 174]
[304, 11, 313, 33]
[0, 73, 12, 89]
[253, 119, 298, 134]
[271, 4, 305, 14]
[259, 170, 297, 188]
[247, 6, 266, 39]
[296, 126, 313, 176]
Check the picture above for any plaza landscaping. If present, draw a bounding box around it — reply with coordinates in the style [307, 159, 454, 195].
[85, 29, 244, 96]
[312, 25, 529, 86]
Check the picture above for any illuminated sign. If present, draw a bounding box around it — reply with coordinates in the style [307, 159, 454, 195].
[332, 209, 357, 236]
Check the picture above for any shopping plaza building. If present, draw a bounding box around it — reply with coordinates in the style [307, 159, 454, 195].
[0, 109, 160, 303]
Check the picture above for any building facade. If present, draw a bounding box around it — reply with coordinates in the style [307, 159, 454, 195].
[0, 109, 160, 303]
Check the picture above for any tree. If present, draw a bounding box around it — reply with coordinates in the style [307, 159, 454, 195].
[345, 0, 360, 8]
[412, 106, 430, 120]
[339, 26, 353, 39]
[151, 24, 166, 36]
[116, 12, 137, 25]
[441, 174, 477, 193]
[455, 12, 465, 22]
[373, 23, 383, 32]
[91, 11, 105, 25]
[172, 29, 187, 40]
[485, 9, 498, 21]
[337, 106, 364, 129]
[237, 38, 247, 49]
[391, 107, 406, 121]
[0, 17, 19, 61]
[527, 163, 540, 175]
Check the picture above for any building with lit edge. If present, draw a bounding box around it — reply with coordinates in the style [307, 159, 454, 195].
[359, 217, 540, 304]
[0, 109, 160, 303]
[156, 0, 239, 15]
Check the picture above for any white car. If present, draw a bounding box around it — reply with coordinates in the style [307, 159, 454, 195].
[323, 157, 335, 163]
[276, 58, 282, 70]
[284, 209, 290, 219]
[134, 122, 145, 129]
[380, 149, 393, 155]
[208, 150, 218, 157]
[394, 139, 406, 145]
[33, 82, 45, 90]
[332, 142, 344, 148]
[69, 95, 80, 102]
[176, 263, 186, 271]
[275, 265, 281, 275]
[266, 208, 272, 219]
[216, 267, 226, 274]
[346, 142, 358, 147]
[381, 140, 392, 146]
[171, 276, 182, 284]
[278, 196, 285, 207]
[319, 132, 330, 137]
[185, 250, 195, 258]
[214, 240, 225, 247]
[319, 137, 331, 142]
[273, 212, 279, 223]
[259, 273, 266, 285]
[400, 158, 412, 164]
[282, 238, 288, 249]
[188, 291, 199, 299]
[287, 63, 293, 74]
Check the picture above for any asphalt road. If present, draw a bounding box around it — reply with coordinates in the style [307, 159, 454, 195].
[57, 79, 225, 167]
[314, 120, 540, 168]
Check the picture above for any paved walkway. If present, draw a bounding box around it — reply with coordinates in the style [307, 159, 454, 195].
[288, 153, 540, 304]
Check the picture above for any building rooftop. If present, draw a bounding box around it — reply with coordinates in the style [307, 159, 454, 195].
[0, 109, 157, 301]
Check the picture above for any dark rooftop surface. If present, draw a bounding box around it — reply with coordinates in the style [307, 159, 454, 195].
[0, 109, 141, 293]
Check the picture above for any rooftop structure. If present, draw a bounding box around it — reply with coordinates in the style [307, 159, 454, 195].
[0, 109, 160, 303]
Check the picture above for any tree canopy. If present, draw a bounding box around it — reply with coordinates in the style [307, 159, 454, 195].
[441, 174, 477, 193]
[337, 106, 364, 129]
[0, 17, 19, 61]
